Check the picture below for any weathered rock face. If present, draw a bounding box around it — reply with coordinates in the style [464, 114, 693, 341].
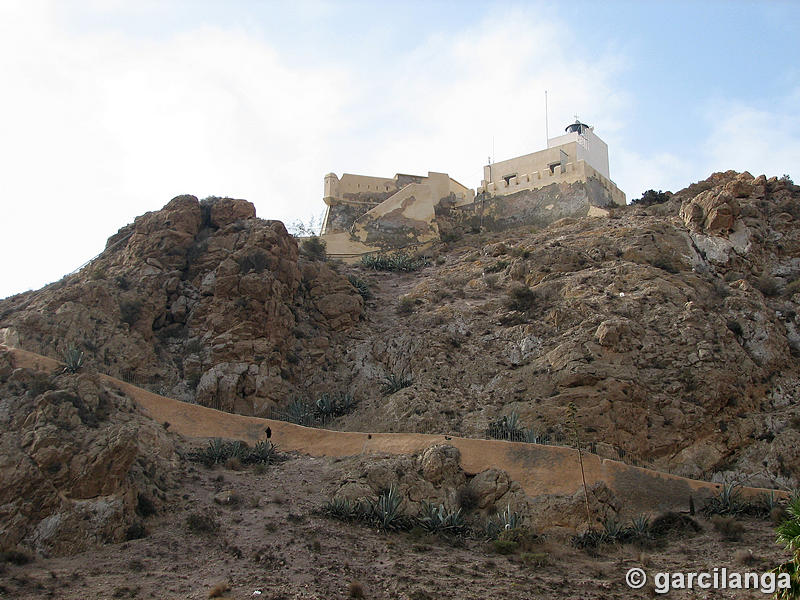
[0, 196, 363, 416]
[0, 349, 178, 556]
[334, 171, 800, 488]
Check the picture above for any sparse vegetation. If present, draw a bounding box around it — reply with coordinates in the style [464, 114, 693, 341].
[711, 514, 745, 541]
[381, 373, 412, 395]
[300, 236, 327, 261]
[188, 439, 283, 467]
[631, 189, 670, 206]
[396, 295, 415, 314]
[348, 581, 365, 598]
[119, 299, 142, 326]
[186, 512, 219, 534]
[361, 252, 429, 272]
[208, 581, 230, 598]
[347, 275, 371, 300]
[506, 282, 537, 311]
[62, 345, 85, 373]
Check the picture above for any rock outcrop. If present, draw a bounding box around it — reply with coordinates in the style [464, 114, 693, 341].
[0, 196, 363, 416]
[0, 347, 178, 556]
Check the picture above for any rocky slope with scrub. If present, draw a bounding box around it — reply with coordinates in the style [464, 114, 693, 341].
[1, 172, 799, 490]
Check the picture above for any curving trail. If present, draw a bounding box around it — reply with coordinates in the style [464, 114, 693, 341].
[7, 345, 782, 514]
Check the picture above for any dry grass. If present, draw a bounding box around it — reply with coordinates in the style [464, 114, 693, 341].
[711, 515, 745, 542]
[208, 581, 230, 598]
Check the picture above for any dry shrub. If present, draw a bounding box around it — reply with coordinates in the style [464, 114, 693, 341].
[711, 515, 745, 541]
[348, 581, 365, 598]
[224, 457, 242, 471]
[456, 486, 479, 511]
[735, 549, 760, 567]
[208, 581, 230, 598]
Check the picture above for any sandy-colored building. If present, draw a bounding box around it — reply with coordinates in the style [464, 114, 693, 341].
[318, 120, 625, 258]
[478, 121, 625, 206]
[319, 171, 474, 257]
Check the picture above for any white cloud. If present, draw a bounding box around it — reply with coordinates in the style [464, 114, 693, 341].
[0, 2, 351, 297]
[0, 3, 641, 298]
[333, 12, 630, 191]
[701, 90, 800, 181]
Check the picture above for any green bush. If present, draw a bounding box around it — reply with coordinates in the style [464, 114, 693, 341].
[300, 236, 327, 261]
[632, 189, 670, 206]
[347, 275, 371, 300]
[485, 260, 508, 274]
[506, 283, 537, 311]
[492, 539, 518, 554]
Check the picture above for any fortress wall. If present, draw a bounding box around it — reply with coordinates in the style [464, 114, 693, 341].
[323, 202, 379, 234]
[485, 144, 577, 186]
[352, 180, 441, 249]
[479, 160, 625, 207]
[442, 175, 624, 234]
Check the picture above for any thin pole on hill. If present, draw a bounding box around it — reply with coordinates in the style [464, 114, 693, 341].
[567, 402, 593, 529]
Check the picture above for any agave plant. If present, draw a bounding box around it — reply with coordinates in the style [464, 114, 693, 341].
[629, 514, 651, 539]
[369, 485, 408, 531]
[486, 504, 525, 539]
[601, 516, 626, 543]
[246, 441, 280, 465]
[62, 345, 85, 374]
[702, 483, 743, 516]
[284, 399, 315, 426]
[315, 394, 336, 423]
[324, 497, 361, 521]
[381, 373, 412, 396]
[190, 438, 228, 466]
[417, 502, 466, 534]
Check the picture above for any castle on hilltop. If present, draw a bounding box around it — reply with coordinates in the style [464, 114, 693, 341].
[319, 120, 625, 259]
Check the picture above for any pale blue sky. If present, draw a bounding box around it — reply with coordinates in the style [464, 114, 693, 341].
[1, 0, 798, 298]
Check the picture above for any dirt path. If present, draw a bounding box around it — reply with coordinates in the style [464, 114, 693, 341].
[6, 345, 782, 517]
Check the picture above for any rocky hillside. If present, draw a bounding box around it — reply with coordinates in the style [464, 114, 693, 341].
[0, 348, 179, 556]
[0, 196, 364, 416]
[1, 172, 799, 488]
